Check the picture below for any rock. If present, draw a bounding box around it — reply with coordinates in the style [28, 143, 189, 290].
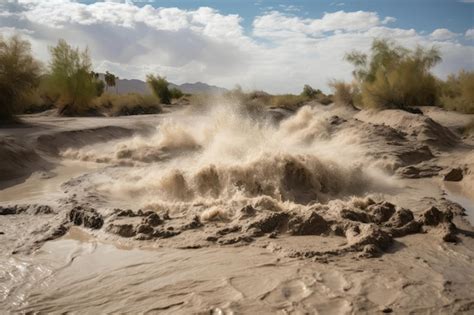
[289, 211, 329, 235]
[69, 206, 104, 229]
[385, 220, 422, 238]
[396, 164, 442, 178]
[340, 208, 370, 223]
[421, 207, 452, 226]
[367, 202, 396, 223]
[444, 168, 463, 182]
[136, 224, 154, 235]
[114, 209, 137, 217]
[181, 215, 203, 230]
[106, 223, 136, 237]
[0, 206, 18, 215]
[0, 204, 54, 215]
[143, 213, 162, 227]
[29, 205, 54, 215]
[247, 212, 288, 234]
[439, 222, 457, 243]
[345, 224, 393, 251]
[239, 205, 256, 219]
[386, 208, 414, 228]
[152, 228, 180, 238]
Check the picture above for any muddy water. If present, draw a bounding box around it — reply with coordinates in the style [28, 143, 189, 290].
[0, 160, 101, 204]
[444, 182, 474, 225]
[1, 228, 352, 314]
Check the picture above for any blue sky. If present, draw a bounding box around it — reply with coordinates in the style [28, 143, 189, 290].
[1, 0, 473, 92]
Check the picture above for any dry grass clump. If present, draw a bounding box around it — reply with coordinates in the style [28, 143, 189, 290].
[94, 93, 162, 116]
[440, 70, 474, 114]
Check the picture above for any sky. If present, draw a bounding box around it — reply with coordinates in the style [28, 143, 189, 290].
[0, 0, 473, 93]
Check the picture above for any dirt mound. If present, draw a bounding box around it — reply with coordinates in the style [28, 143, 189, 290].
[355, 109, 458, 148]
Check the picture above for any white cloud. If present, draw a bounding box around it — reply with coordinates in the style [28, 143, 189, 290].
[466, 28, 474, 40]
[430, 28, 459, 41]
[0, 1, 473, 93]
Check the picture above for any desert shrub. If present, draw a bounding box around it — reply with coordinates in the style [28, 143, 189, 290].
[94, 93, 162, 116]
[315, 93, 333, 105]
[301, 84, 322, 99]
[147, 74, 171, 104]
[270, 94, 308, 110]
[345, 39, 441, 109]
[170, 87, 184, 99]
[329, 80, 360, 108]
[46, 39, 102, 115]
[440, 70, 474, 114]
[0, 35, 41, 121]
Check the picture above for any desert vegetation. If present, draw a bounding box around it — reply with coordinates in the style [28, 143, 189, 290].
[332, 39, 473, 113]
[147, 74, 172, 105]
[0, 35, 41, 121]
[440, 70, 474, 114]
[93, 93, 162, 116]
[1, 34, 473, 121]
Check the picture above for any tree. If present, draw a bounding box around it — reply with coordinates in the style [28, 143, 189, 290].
[0, 35, 41, 121]
[104, 71, 118, 93]
[147, 74, 171, 104]
[47, 39, 98, 115]
[345, 39, 442, 109]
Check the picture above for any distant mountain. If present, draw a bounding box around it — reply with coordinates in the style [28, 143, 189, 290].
[98, 74, 227, 95]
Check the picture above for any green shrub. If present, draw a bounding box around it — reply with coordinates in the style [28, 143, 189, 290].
[147, 74, 171, 104]
[46, 39, 101, 115]
[94, 93, 162, 116]
[301, 84, 322, 99]
[170, 87, 184, 99]
[440, 70, 474, 114]
[0, 35, 41, 121]
[345, 39, 441, 109]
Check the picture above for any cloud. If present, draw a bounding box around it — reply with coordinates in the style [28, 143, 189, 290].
[1, 1, 473, 93]
[253, 10, 395, 39]
[466, 28, 474, 40]
[430, 28, 459, 41]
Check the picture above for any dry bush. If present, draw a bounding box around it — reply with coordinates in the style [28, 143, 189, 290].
[94, 93, 162, 116]
[441, 70, 474, 114]
[329, 80, 359, 108]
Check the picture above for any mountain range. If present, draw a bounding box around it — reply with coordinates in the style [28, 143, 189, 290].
[98, 74, 227, 95]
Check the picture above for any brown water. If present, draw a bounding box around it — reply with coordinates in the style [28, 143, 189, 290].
[0, 228, 354, 314]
